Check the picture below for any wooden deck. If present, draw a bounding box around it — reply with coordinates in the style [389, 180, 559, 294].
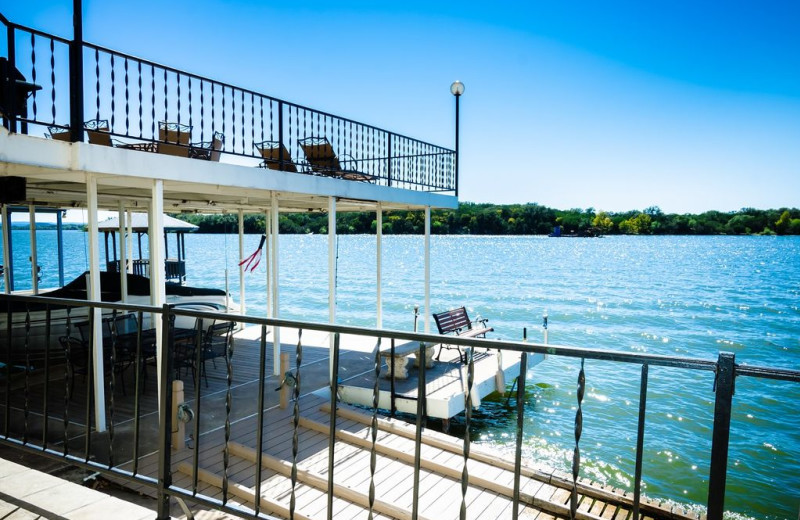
[126, 393, 704, 520]
[1, 326, 706, 520]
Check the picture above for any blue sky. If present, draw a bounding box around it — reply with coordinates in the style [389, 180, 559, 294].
[5, 1, 800, 213]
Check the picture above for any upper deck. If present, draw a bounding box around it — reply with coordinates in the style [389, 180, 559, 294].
[0, 11, 458, 214]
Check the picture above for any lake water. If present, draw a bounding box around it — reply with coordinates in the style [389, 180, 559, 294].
[4, 231, 799, 519]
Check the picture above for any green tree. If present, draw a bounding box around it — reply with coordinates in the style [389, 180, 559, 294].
[775, 210, 791, 235]
[619, 213, 652, 235]
[592, 212, 614, 234]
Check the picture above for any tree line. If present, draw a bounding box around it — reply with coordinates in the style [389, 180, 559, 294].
[175, 204, 800, 236]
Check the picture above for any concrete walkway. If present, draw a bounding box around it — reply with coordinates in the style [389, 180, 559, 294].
[0, 457, 160, 520]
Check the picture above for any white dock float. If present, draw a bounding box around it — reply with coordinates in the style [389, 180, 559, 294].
[336, 341, 545, 420]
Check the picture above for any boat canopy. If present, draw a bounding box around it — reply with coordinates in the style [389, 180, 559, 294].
[98, 213, 197, 233]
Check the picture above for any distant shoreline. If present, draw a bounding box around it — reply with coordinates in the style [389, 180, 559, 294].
[5, 204, 799, 236]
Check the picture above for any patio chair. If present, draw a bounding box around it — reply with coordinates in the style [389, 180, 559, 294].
[199, 320, 234, 387]
[254, 140, 298, 172]
[47, 125, 70, 141]
[84, 119, 113, 146]
[299, 136, 374, 182]
[58, 334, 128, 399]
[189, 131, 225, 161]
[46, 119, 114, 146]
[158, 121, 192, 157]
[73, 318, 134, 395]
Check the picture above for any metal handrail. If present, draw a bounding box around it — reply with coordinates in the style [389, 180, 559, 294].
[2, 293, 798, 520]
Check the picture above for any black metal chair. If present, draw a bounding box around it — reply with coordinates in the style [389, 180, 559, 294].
[58, 335, 94, 399]
[199, 320, 234, 388]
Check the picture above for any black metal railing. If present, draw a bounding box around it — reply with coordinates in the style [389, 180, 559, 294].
[1, 13, 455, 193]
[1, 292, 799, 520]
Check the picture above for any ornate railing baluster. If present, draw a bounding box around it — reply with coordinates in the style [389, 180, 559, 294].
[63, 308, 72, 457]
[150, 65, 155, 138]
[94, 48, 100, 122]
[290, 328, 303, 519]
[211, 82, 216, 144]
[221, 85, 226, 146]
[30, 34, 37, 122]
[83, 308, 94, 462]
[108, 312, 117, 469]
[176, 71, 181, 130]
[124, 57, 129, 134]
[460, 346, 474, 520]
[132, 310, 144, 476]
[199, 80, 204, 143]
[191, 317, 204, 495]
[137, 62, 143, 137]
[42, 305, 51, 449]
[188, 75, 193, 138]
[571, 358, 586, 519]
[512, 351, 528, 519]
[326, 332, 340, 520]
[50, 39, 55, 124]
[262, 97, 267, 143]
[222, 317, 234, 505]
[633, 363, 649, 520]
[22, 305, 31, 444]
[230, 86, 235, 154]
[163, 68, 168, 131]
[110, 54, 115, 133]
[412, 341, 427, 520]
[368, 338, 381, 520]
[253, 324, 268, 516]
[3, 300, 8, 438]
[240, 90, 245, 155]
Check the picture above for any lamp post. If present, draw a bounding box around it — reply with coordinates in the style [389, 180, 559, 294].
[450, 80, 464, 197]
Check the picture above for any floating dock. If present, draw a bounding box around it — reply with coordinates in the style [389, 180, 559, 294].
[333, 335, 545, 423]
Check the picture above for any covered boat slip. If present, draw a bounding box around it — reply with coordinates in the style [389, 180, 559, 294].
[1, 123, 456, 429]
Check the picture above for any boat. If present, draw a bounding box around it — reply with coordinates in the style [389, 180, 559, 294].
[0, 270, 230, 370]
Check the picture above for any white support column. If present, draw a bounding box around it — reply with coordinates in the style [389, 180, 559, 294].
[28, 205, 38, 294]
[270, 194, 281, 376]
[376, 204, 383, 329]
[328, 197, 337, 381]
[118, 202, 128, 302]
[86, 174, 106, 431]
[125, 209, 133, 273]
[1, 205, 10, 293]
[149, 180, 166, 404]
[238, 209, 246, 315]
[265, 208, 271, 319]
[424, 206, 431, 333]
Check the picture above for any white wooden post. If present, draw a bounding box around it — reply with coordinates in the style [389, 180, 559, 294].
[28, 205, 38, 294]
[125, 209, 133, 273]
[424, 206, 431, 333]
[1, 205, 10, 293]
[265, 208, 271, 319]
[118, 202, 128, 302]
[86, 174, 106, 431]
[376, 203, 383, 329]
[238, 209, 246, 315]
[149, 180, 166, 405]
[270, 194, 281, 376]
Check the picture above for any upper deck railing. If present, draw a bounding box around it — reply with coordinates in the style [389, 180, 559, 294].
[0, 13, 456, 193]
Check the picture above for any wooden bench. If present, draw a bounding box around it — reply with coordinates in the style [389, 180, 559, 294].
[432, 307, 493, 363]
[379, 340, 434, 380]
